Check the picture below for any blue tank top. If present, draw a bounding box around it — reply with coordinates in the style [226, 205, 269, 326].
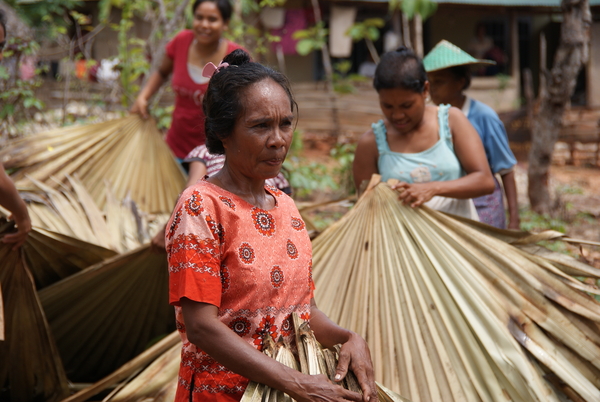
[374, 104, 465, 184]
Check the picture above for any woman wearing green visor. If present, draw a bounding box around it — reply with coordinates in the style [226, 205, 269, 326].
[424, 40, 520, 229]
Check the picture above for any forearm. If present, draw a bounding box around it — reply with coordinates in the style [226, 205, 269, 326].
[310, 300, 352, 348]
[137, 71, 166, 102]
[501, 170, 520, 226]
[0, 172, 29, 223]
[431, 172, 495, 199]
[182, 299, 313, 398]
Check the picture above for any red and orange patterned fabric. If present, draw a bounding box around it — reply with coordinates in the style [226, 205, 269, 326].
[167, 180, 314, 402]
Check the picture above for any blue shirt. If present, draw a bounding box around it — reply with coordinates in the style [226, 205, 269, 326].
[465, 98, 516, 175]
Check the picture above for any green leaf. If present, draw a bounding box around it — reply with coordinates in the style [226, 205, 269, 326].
[296, 39, 316, 56]
[0, 104, 15, 119]
[367, 26, 380, 41]
[292, 29, 311, 40]
[402, 0, 417, 19]
[417, 0, 438, 20]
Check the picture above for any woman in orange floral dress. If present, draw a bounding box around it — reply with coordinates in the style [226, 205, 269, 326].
[166, 49, 378, 402]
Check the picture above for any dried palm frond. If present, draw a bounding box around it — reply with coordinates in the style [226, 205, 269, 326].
[23, 227, 117, 289]
[312, 178, 600, 402]
[0, 223, 69, 402]
[38, 245, 174, 383]
[63, 332, 180, 402]
[16, 176, 169, 253]
[241, 313, 411, 402]
[0, 115, 186, 214]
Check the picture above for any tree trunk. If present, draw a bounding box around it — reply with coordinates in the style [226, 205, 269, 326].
[527, 0, 591, 214]
[148, 0, 192, 81]
[309, 0, 341, 138]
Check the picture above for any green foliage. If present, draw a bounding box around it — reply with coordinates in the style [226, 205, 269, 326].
[346, 18, 384, 42]
[11, 0, 82, 39]
[293, 22, 328, 56]
[519, 209, 568, 233]
[99, 3, 150, 107]
[330, 143, 356, 195]
[228, 23, 281, 56]
[496, 73, 510, 91]
[556, 184, 585, 195]
[388, 0, 437, 20]
[0, 38, 46, 131]
[284, 132, 358, 199]
[152, 105, 175, 131]
[284, 158, 338, 198]
[332, 61, 369, 94]
[224, 0, 285, 56]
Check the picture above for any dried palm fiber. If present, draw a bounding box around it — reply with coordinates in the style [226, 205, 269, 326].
[0, 114, 186, 214]
[242, 314, 412, 402]
[15, 175, 170, 253]
[63, 332, 180, 402]
[23, 227, 117, 289]
[0, 208, 118, 290]
[0, 222, 70, 402]
[312, 177, 600, 402]
[38, 245, 174, 382]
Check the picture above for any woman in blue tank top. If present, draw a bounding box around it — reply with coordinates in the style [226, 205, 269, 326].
[352, 47, 495, 219]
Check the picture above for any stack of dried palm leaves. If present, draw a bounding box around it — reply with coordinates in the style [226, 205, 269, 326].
[0, 115, 182, 400]
[241, 314, 411, 402]
[0, 115, 186, 214]
[0, 218, 175, 399]
[312, 178, 600, 402]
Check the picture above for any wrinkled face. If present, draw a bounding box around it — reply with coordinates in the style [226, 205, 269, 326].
[427, 69, 465, 106]
[0, 25, 5, 62]
[192, 1, 227, 46]
[223, 79, 294, 181]
[378, 84, 428, 134]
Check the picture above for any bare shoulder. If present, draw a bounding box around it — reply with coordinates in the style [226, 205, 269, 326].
[356, 128, 377, 149]
[447, 105, 468, 122]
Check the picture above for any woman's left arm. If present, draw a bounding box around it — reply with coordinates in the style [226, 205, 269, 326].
[310, 298, 378, 402]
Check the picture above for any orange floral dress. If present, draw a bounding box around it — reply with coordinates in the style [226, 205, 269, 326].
[167, 180, 314, 402]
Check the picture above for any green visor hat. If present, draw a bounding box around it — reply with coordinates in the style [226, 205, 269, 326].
[423, 40, 496, 72]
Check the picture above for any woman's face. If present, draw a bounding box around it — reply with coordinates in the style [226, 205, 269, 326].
[378, 84, 428, 134]
[192, 1, 227, 46]
[222, 79, 294, 181]
[427, 69, 465, 106]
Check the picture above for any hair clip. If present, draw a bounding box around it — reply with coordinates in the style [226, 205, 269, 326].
[202, 61, 230, 78]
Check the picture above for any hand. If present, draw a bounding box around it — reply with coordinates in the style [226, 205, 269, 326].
[2, 213, 31, 250]
[334, 332, 378, 402]
[292, 373, 364, 402]
[130, 96, 150, 119]
[507, 218, 520, 230]
[150, 225, 167, 253]
[391, 181, 438, 208]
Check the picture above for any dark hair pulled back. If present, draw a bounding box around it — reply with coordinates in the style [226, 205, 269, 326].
[203, 49, 297, 155]
[373, 46, 427, 93]
[192, 0, 232, 21]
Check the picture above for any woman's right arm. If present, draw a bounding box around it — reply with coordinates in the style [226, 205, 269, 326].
[352, 130, 379, 194]
[0, 162, 31, 250]
[130, 55, 174, 118]
[180, 298, 363, 402]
